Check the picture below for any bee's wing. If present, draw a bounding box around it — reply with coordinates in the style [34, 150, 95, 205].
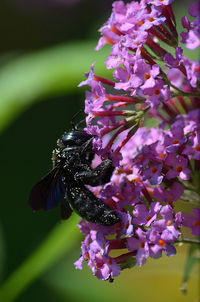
[28, 168, 65, 211]
[60, 200, 73, 220]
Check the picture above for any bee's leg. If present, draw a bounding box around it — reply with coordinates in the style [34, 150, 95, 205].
[74, 159, 114, 186]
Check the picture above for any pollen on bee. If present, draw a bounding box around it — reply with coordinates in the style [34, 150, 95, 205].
[51, 149, 59, 167]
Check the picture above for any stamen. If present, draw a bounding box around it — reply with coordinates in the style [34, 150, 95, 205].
[96, 262, 104, 269]
[176, 165, 183, 173]
[140, 242, 145, 248]
[151, 167, 158, 174]
[107, 259, 113, 265]
[160, 153, 165, 159]
[84, 252, 90, 259]
[154, 89, 160, 95]
[137, 21, 144, 26]
[145, 73, 150, 80]
[193, 221, 200, 227]
[167, 194, 173, 202]
[195, 146, 200, 152]
[146, 215, 152, 221]
[158, 240, 165, 246]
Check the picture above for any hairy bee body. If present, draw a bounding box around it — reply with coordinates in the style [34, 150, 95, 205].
[29, 129, 120, 226]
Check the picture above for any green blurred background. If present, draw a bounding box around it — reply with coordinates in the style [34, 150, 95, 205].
[0, 0, 199, 301]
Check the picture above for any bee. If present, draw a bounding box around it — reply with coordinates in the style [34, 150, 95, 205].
[28, 129, 120, 226]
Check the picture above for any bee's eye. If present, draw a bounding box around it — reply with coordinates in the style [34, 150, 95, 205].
[61, 135, 76, 146]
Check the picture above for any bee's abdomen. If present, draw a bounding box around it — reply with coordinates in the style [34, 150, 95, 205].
[66, 184, 120, 226]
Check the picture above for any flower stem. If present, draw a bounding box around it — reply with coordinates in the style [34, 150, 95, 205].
[176, 238, 200, 245]
[114, 251, 136, 263]
[172, 92, 200, 98]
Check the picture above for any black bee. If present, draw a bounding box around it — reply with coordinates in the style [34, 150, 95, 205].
[28, 129, 120, 226]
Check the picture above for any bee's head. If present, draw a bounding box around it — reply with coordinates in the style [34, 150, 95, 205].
[57, 130, 93, 148]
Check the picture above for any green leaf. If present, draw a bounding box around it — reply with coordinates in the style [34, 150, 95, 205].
[0, 215, 80, 302]
[0, 41, 111, 133]
[180, 244, 200, 294]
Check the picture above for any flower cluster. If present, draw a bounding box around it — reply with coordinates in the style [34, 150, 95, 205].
[75, 0, 200, 281]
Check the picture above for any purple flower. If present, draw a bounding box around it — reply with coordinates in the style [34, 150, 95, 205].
[142, 79, 170, 108]
[114, 66, 135, 92]
[180, 3, 200, 50]
[127, 229, 149, 266]
[121, 31, 148, 50]
[182, 57, 200, 88]
[115, 212, 133, 238]
[147, 205, 181, 258]
[132, 202, 161, 227]
[106, 43, 130, 69]
[164, 119, 186, 153]
[165, 153, 191, 180]
[182, 208, 200, 236]
[184, 140, 200, 160]
[89, 231, 109, 256]
[185, 30, 200, 50]
[89, 254, 121, 280]
[78, 63, 96, 88]
[144, 0, 174, 6]
[149, 229, 177, 258]
[164, 47, 183, 69]
[74, 0, 200, 282]
[142, 162, 163, 185]
[154, 182, 184, 203]
[152, 205, 181, 240]
[84, 82, 106, 116]
[74, 234, 91, 270]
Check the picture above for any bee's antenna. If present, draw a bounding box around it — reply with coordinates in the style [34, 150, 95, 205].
[71, 109, 85, 130]
[75, 119, 86, 129]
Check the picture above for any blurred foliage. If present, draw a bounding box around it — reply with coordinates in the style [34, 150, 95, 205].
[0, 0, 199, 302]
[0, 41, 111, 133]
[0, 216, 80, 302]
[181, 244, 200, 294]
